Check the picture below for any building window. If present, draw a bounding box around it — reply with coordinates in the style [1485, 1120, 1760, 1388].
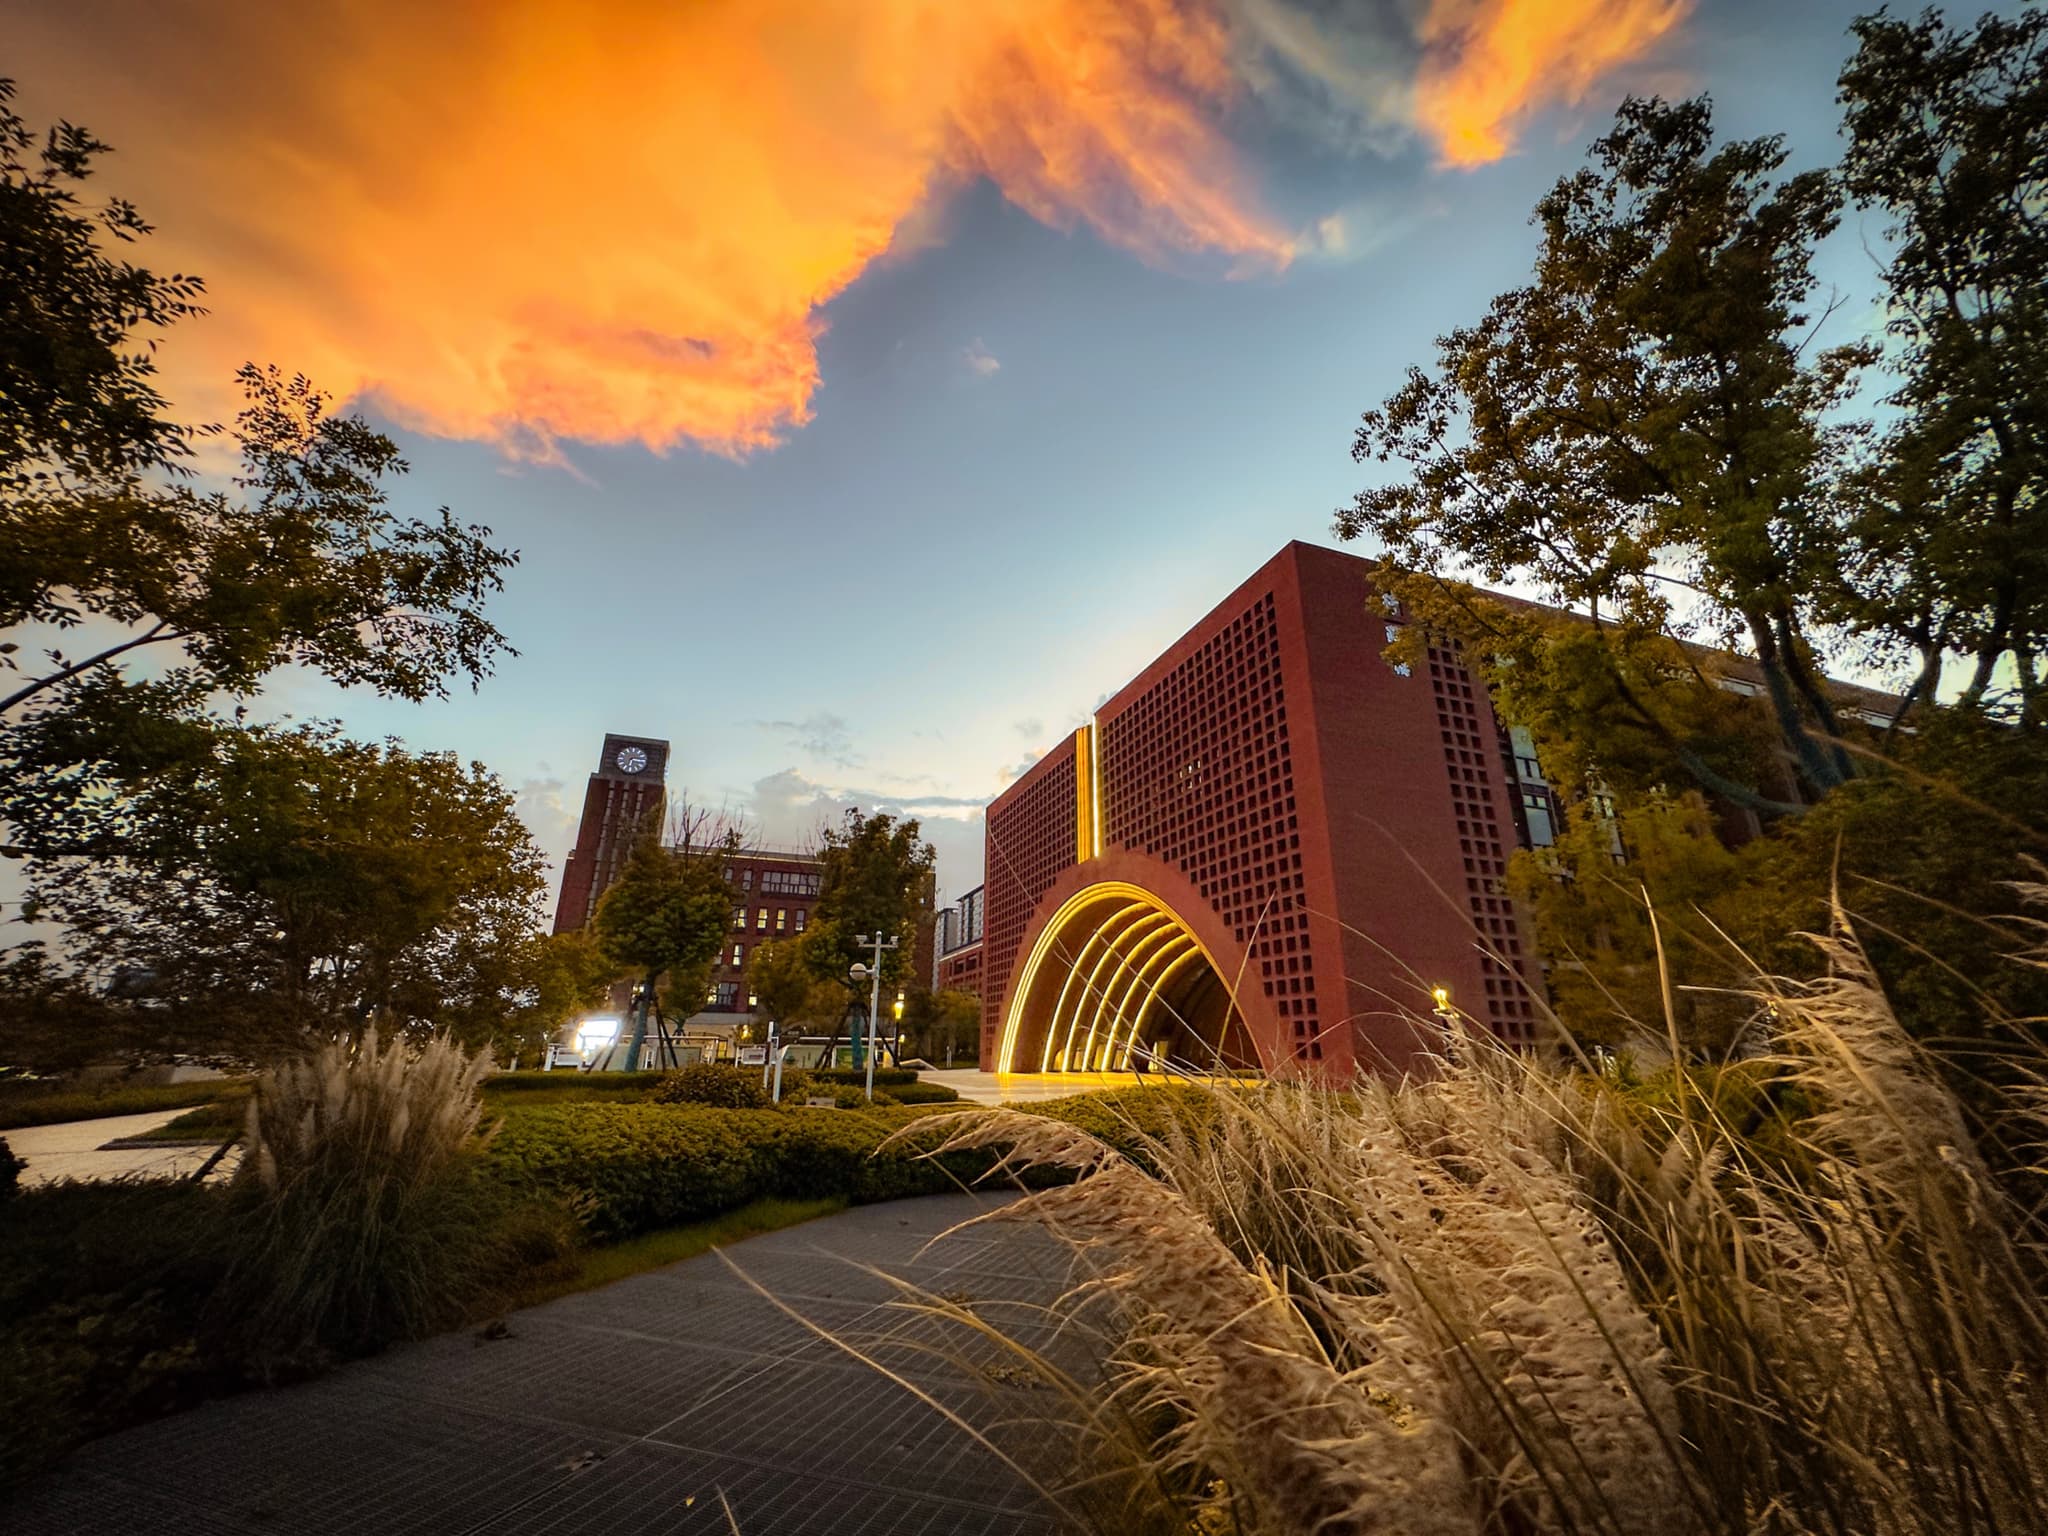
[756, 907, 769, 930]
[741, 869, 753, 891]
[1522, 791, 1556, 848]
[761, 868, 821, 897]
[794, 908, 807, 932]
[712, 981, 740, 1011]
[776, 908, 788, 932]
[731, 944, 744, 968]
[732, 905, 746, 930]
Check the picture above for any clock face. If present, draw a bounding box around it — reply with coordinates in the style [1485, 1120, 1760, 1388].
[615, 746, 649, 775]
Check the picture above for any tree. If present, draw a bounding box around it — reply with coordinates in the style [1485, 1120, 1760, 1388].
[902, 986, 980, 1065]
[590, 828, 733, 1068]
[803, 809, 936, 992]
[500, 928, 619, 1068]
[1833, 5, 2048, 725]
[0, 82, 518, 861]
[3, 722, 548, 1063]
[1340, 95, 1873, 811]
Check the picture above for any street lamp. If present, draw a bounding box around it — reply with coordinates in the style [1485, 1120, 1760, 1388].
[850, 932, 900, 1102]
[1431, 985, 1458, 1061]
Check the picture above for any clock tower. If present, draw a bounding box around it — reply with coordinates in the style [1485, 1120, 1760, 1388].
[551, 733, 671, 934]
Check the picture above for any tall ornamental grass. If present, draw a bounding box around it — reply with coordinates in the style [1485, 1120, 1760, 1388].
[220, 1029, 499, 1367]
[915, 901, 2048, 1535]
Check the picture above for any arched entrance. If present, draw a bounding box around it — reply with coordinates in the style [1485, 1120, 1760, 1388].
[996, 882, 1259, 1074]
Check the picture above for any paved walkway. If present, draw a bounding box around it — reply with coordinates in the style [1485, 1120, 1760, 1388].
[1, 1193, 1103, 1536]
[5, 1110, 240, 1186]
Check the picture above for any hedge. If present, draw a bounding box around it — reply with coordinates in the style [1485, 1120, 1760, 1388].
[487, 1103, 998, 1240]
[484, 1071, 664, 1096]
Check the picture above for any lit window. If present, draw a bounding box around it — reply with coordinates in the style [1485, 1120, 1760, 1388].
[732, 944, 745, 967]
[756, 907, 768, 930]
[794, 909, 807, 932]
[732, 905, 746, 929]
[777, 908, 788, 932]
[747, 992, 758, 1009]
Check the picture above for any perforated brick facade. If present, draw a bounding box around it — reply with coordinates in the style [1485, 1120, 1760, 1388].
[980, 542, 1544, 1078]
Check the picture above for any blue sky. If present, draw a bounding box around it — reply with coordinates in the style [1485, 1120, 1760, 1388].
[8, 0, 1922, 906]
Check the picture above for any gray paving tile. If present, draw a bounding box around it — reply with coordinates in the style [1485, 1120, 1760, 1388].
[4, 1194, 1097, 1535]
[648, 1360, 1047, 1512]
[39, 1389, 623, 1536]
[337, 1317, 760, 1436]
[475, 1441, 1067, 1535]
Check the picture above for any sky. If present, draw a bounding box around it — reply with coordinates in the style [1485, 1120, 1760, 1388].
[6, 0, 1908, 909]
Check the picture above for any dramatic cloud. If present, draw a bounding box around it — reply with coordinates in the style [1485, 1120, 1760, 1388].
[12, 0, 1684, 463]
[1414, 0, 1692, 166]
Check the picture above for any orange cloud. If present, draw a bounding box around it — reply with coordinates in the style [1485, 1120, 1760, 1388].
[1415, 0, 1691, 167]
[10, 0, 1290, 462]
[10, 0, 1682, 462]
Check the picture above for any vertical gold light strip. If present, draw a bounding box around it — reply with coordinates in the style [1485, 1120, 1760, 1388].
[1089, 714, 1104, 858]
[1073, 725, 1094, 864]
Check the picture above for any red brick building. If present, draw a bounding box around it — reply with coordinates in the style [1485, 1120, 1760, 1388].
[981, 542, 1543, 1079]
[704, 848, 824, 1021]
[552, 734, 670, 934]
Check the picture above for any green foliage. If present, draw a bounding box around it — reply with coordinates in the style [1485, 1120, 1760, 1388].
[1834, 6, 2048, 722]
[9, 723, 548, 1064]
[803, 809, 936, 991]
[0, 1076, 251, 1131]
[487, 1101, 994, 1240]
[482, 1070, 663, 1097]
[650, 1063, 772, 1109]
[593, 832, 732, 1021]
[809, 1066, 922, 1088]
[0, 77, 202, 488]
[1524, 716, 2048, 1073]
[884, 1080, 962, 1105]
[0, 1180, 235, 1489]
[0, 1136, 19, 1198]
[1342, 94, 1869, 808]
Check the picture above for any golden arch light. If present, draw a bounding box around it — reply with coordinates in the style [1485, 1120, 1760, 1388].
[998, 881, 1254, 1075]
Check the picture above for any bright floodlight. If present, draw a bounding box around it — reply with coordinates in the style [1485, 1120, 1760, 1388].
[575, 1015, 621, 1055]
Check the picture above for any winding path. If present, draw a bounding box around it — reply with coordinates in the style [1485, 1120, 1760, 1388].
[3, 1193, 1098, 1535]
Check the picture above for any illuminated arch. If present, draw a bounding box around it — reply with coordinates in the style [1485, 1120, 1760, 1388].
[997, 881, 1260, 1074]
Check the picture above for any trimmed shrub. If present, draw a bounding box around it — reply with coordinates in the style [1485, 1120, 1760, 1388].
[488, 1102, 999, 1241]
[882, 1080, 960, 1105]
[0, 1137, 20, 1199]
[484, 1071, 661, 1096]
[650, 1063, 771, 1109]
[808, 1067, 921, 1088]
[0, 1077, 253, 1132]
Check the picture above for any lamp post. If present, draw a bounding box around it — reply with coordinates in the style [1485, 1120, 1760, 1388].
[848, 931, 900, 1103]
[1431, 985, 1458, 1062]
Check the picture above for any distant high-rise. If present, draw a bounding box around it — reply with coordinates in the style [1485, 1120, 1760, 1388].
[552, 734, 670, 934]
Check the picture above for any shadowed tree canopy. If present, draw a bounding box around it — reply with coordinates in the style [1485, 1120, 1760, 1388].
[0, 80, 518, 861]
[591, 827, 735, 1021]
[1340, 94, 1870, 812]
[1831, 4, 2048, 725]
[2, 722, 548, 1064]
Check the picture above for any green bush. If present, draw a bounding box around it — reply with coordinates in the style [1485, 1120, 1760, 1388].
[483, 1070, 662, 1096]
[882, 1080, 959, 1105]
[0, 1137, 20, 1199]
[488, 1102, 1000, 1240]
[650, 1063, 771, 1109]
[809, 1067, 921, 1088]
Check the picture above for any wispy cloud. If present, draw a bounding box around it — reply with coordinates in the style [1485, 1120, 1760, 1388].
[963, 339, 1001, 378]
[752, 712, 864, 769]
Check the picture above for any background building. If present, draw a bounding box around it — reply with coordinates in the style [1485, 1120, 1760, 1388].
[980, 542, 1543, 1080]
[551, 733, 669, 934]
[933, 885, 984, 993]
[699, 846, 824, 1025]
